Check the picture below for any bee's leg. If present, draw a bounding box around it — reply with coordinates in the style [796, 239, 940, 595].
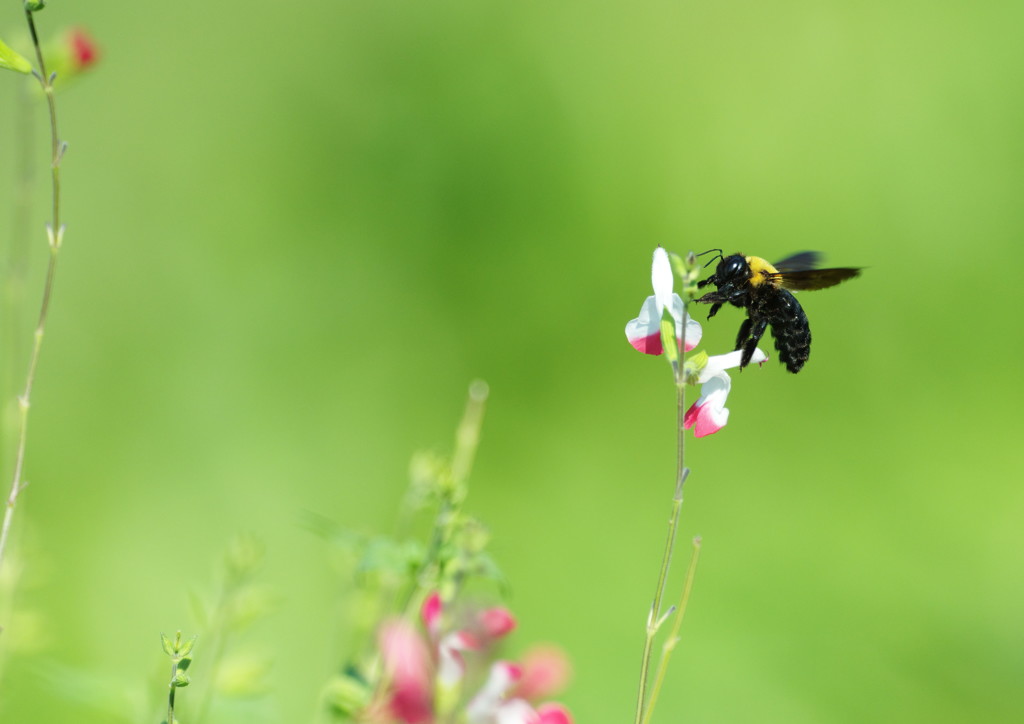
[739, 318, 769, 368]
[706, 302, 723, 319]
[697, 276, 716, 290]
[734, 318, 753, 350]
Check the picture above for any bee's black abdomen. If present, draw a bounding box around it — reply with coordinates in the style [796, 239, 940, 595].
[759, 288, 811, 373]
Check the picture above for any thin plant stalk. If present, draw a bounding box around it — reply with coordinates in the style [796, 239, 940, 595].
[192, 583, 230, 724]
[167, 671, 179, 724]
[642, 536, 703, 724]
[634, 285, 693, 724]
[0, 5, 66, 576]
[3, 84, 35, 440]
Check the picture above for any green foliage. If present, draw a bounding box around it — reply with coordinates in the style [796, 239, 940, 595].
[0, 38, 31, 74]
[310, 383, 509, 721]
[161, 631, 196, 724]
[322, 671, 372, 719]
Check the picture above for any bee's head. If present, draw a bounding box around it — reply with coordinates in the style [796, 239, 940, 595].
[715, 254, 750, 282]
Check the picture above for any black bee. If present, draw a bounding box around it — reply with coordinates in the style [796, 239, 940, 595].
[695, 251, 861, 373]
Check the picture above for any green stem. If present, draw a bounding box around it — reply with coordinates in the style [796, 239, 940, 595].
[167, 660, 178, 724]
[634, 294, 692, 724]
[633, 386, 688, 724]
[0, 5, 66, 579]
[642, 537, 703, 724]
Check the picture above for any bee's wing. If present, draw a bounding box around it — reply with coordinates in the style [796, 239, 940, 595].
[777, 267, 861, 291]
[773, 251, 821, 273]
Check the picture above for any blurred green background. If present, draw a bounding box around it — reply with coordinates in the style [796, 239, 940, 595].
[1, 0, 1023, 722]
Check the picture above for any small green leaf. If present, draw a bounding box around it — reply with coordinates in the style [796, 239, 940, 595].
[177, 636, 197, 658]
[24, 1, 46, 12]
[455, 515, 489, 554]
[470, 551, 508, 587]
[358, 537, 423, 577]
[173, 670, 191, 687]
[160, 633, 175, 657]
[668, 251, 688, 281]
[0, 38, 32, 74]
[323, 673, 372, 717]
[659, 307, 679, 368]
[683, 351, 709, 385]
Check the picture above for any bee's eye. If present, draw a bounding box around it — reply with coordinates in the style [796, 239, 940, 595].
[720, 257, 746, 279]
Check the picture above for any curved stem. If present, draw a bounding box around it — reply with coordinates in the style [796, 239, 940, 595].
[642, 537, 703, 724]
[0, 7, 66, 579]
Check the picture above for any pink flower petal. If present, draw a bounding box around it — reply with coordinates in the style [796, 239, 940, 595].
[421, 592, 443, 639]
[537, 703, 574, 724]
[683, 373, 731, 438]
[379, 620, 433, 723]
[511, 645, 571, 700]
[479, 607, 517, 639]
[68, 28, 99, 69]
[625, 296, 665, 354]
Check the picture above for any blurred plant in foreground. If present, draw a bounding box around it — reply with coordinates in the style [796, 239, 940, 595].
[311, 382, 573, 724]
[0, 1, 100, 673]
[160, 631, 196, 724]
[625, 248, 768, 724]
[184, 534, 275, 722]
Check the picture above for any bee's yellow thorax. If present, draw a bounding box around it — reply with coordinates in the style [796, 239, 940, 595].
[745, 256, 779, 287]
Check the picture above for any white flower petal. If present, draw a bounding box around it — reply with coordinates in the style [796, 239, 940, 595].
[626, 294, 702, 355]
[625, 296, 661, 353]
[698, 348, 767, 381]
[651, 247, 674, 312]
[678, 308, 703, 352]
[467, 662, 522, 724]
[496, 699, 539, 724]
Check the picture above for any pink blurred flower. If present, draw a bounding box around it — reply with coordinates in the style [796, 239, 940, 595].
[373, 595, 572, 724]
[379, 620, 434, 723]
[67, 27, 99, 70]
[479, 607, 517, 639]
[468, 661, 574, 724]
[422, 592, 443, 640]
[511, 645, 571, 701]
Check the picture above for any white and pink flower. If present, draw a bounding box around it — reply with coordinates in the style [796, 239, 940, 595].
[627, 248, 768, 437]
[625, 247, 702, 355]
[376, 593, 573, 724]
[468, 661, 573, 724]
[682, 349, 767, 437]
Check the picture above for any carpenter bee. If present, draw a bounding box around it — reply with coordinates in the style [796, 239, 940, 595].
[695, 251, 861, 373]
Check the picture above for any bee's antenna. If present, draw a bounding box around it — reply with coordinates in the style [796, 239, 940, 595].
[696, 248, 723, 268]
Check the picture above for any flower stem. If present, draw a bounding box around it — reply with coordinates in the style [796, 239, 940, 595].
[641, 536, 703, 724]
[0, 6, 65, 578]
[634, 299, 691, 724]
[167, 664, 179, 724]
